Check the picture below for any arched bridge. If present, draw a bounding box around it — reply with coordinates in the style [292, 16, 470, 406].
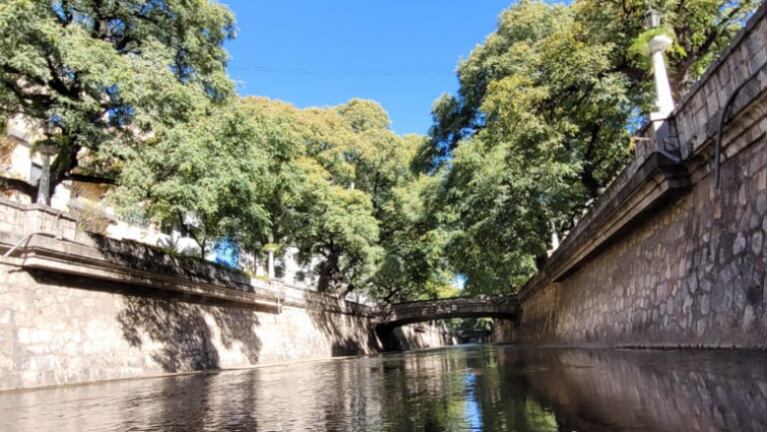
[376, 295, 520, 351]
[381, 295, 520, 327]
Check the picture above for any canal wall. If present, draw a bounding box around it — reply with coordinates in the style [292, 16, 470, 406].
[0, 200, 450, 391]
[499, 349, 767, 431]
[515, 5, 767, 348]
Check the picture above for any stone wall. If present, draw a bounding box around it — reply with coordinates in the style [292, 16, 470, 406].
[0, 261, 371, 390]
[0, 260, 455, 391]
[516, 5, 767, 347]
[392, 322, 457, 351]
[0, 202, 453, 391]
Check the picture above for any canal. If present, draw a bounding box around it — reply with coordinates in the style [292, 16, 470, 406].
[2, 345, 767, 431]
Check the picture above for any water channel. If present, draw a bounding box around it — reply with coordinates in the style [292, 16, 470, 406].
[2, 344, 767, 431]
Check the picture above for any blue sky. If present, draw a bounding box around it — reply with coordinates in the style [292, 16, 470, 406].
[221, 1, 513, 135]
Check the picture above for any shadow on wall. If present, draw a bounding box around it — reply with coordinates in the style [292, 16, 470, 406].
[117, 295, 264, 373]
[85, 233, 254, 293]
[28, 270, 265, 374]
[304, 294, 380, 356]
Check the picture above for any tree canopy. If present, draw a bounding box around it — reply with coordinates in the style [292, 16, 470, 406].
[0, 0, 235, 198]
[116, 97, 450, 297]
[2, 0, 757, 301]
[426, 0, 758, 294]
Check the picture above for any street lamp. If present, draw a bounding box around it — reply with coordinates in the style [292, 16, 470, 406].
[35, 119, 60, 206]
[644, 8, 662, 30]
[644, 8, 675, 125]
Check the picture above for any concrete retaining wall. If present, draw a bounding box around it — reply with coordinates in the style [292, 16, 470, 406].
[0, 259, 453, 391]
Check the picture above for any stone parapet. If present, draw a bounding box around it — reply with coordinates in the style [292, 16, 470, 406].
[0, 197, 79, 241]
[0, 196, 375, 316]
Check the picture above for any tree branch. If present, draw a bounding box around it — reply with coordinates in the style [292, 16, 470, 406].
[64, 173, 117, 185]
[0, 176, 36, 200]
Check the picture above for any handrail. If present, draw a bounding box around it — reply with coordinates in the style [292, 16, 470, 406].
[2, 232, 61, 258]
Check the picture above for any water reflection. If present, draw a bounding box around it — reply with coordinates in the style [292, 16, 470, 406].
[2, 345, 767, 431]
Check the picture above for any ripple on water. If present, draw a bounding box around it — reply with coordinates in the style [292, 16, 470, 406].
[2, 346, 767, 431]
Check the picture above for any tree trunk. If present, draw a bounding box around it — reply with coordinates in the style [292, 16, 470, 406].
[318, 248, 342, 293]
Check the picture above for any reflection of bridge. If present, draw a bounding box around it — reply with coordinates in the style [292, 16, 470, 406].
[376, 295, 520, 351]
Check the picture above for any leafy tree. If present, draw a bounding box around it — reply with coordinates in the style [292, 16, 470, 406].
[115, 102, 279, 257]
[238, 98, 387, 292]
[290, 157, 384, 293]
[428, 0, 757, 294]
[241, 98, 451, 297]
[0, 0, 235, 199]
[369, 172, 454, 303]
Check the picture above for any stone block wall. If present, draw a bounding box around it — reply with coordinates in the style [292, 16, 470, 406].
[0, 198, 79, 240]
[0, 201, 456, 391]
[0, 260, 454, 391]
[518, 131, 767, 347]
[516, 6, 767, 347]
[0, 262, 376, 390]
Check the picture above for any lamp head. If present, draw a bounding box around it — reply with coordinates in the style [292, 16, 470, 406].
[644, 8, 662, 30]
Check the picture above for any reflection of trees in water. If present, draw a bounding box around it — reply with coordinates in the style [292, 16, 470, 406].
[7, 346, 767, 431]
[373, 348, 558, 431]
[469, 348, 558, 432]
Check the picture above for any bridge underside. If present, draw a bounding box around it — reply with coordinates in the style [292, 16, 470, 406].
[381, 311, 518, 329]
[375, 310, 519, 352]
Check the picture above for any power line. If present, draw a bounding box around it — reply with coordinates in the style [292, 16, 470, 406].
[229, 65, 450, 77]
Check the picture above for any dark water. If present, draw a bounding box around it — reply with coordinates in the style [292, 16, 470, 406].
[2, 345, 767, 432]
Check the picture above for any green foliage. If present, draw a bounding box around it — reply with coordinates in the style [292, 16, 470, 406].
[0, 0, 235, 196]
[368, 173, 454, 302]
[116, 96, 448, 298]
[115, 102, 277, 256]
[428, 0, 757, 294]
[71, 202, 111, 235]
[9, 0, 754, 302]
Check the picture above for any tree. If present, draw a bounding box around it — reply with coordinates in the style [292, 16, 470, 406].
[428, 0, 758, 294]
[243, 97, 451, 297]
[237, 97, 386, 292]
[0, 0, 235, 200]
[114, 102, 282, 258]
[290, 157, 384, 293]
[368, 172, 454, 303]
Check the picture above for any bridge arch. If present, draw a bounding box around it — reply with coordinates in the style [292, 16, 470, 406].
[375, 295, 519, 351]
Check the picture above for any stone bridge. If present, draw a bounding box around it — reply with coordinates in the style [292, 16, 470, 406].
[375, 295, 519, 351]
[381, 295, 520, 326]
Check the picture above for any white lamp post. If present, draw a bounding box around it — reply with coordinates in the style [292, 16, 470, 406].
[35, 120, 60, 206]
[645, 8, 675, 127]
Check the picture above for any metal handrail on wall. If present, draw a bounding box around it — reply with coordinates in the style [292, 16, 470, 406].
[2, 232, 61, 258]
